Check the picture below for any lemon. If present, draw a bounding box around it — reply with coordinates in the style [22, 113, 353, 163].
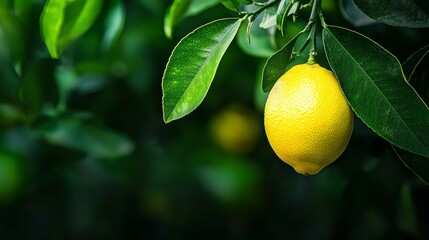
[264, 63, 354, 175]
[210, 104, 260, 154]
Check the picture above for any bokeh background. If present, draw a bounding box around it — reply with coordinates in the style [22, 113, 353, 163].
[0, 0, 429, 239]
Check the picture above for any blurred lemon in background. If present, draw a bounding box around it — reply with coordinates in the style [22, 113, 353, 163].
[210, 104, 261, 154]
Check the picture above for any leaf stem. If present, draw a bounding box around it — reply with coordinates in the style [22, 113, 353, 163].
[248, 0, 281, 21]
[289, 0, 322, 63]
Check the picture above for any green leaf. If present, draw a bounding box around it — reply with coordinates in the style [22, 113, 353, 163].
[237, 0, 252, 4]
[40, 0, 103, 58]
[186, 0, 220, 16]
[262, 34, 299, 92]
[393, 146, 429, 185]
[162, 18, 242, 123]
[323, 25, 429, 158]
[40, 0, 66, 58]
[236, 19, 276, 58]
[276, 0, 292, 35]
[101, 0, 125, 51]
[38, 117, 134, 159]
[0, 7, 24, 62]
[403, 44, 429, 81]
[353, 0, 429, 28]
[259, 1, 280, 29]
[19, 58, 59, 121]
[164, 0, 191, 39]
[220, 0, 240, 12]
[59, 0, 102, 50]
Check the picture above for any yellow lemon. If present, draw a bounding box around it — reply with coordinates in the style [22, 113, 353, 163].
[264, 63, 354, 175]
[210, 104, 260, 154]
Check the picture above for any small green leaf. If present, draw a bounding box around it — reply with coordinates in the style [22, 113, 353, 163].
[59, 0, 102, 49]
[259, 2, 280, 29]
[164, 0, 192, 39]
[261, 34, 299, 92]
[393, 146, 429, 185]
[403, 44, 429, 81]
[220, 0, 240, 12]
[353, 0, 429, 28]
[38, 117, 134, 159]
[323, 25, 429, 158]
[236, 20, 276, 58]
[40, 0, 66, 58]
[237, 0, 252, 4]
[0, 7, 24, 62]
[40, 0, 102, 58]
[101, 0, 125, 51]
[276, 0, 292, 35]
[186, 0, 220, 16]
[162, 18, 242, 123]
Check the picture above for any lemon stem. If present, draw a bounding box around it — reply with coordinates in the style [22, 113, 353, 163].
[306, 0, 322, 64]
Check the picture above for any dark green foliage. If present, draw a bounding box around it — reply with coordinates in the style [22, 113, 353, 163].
[0, 0, 429, 239]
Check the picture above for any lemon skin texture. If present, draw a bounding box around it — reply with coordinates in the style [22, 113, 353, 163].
[264, 63, 354, 175]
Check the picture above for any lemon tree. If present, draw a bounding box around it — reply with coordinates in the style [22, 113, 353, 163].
[162, 0, 429, 179]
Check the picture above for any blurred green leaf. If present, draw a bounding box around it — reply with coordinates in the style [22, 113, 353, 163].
[40, 0, 103, 58]
[323, 25, 429, 158]
[19, 58, 59, 121]
[220, 0, 240, 12]
[101, 0, 125, 52]
[396, 184, 419, 236]
[59, 0, 102, 50]
[353, 0, 429, 28]
[236, 20, 276, 58]
[0, 63, 20, 104]
[237, 0, 252, 4]
[0, 7, 24, 62]
[162, 18, 242, 123]
[186, 0, 220, 16]
[164, 0, 220, 38]
[0, 60, 25, 126]
[262, 34, 298, 92]
[40, 0, 67, 58]
[403, 44, 429, 81]
[196, 158, 260, 204]
[276, 0, 292, 35]
[0, 151, 24, 202]
[393, 147, 429, 185]
[38, 117, 134, 159]
[164, 0, 191, 39]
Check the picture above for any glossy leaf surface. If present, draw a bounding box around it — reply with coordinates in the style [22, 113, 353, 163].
[323, 26, 429, 158]
[101, 0, 125, 51]
[186, 0, 220, 16]
[259, 1, 280, 29]
[40, 0, 66, 58]
[353, 0, 429, 28]
[220, 0, 240, 12]
[262, 35, 298, 92]
[276, 0, 292, 35]
[40, 0, 102, 58]
[162, 18, 241, 123]
[164, 0, 191, 39]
